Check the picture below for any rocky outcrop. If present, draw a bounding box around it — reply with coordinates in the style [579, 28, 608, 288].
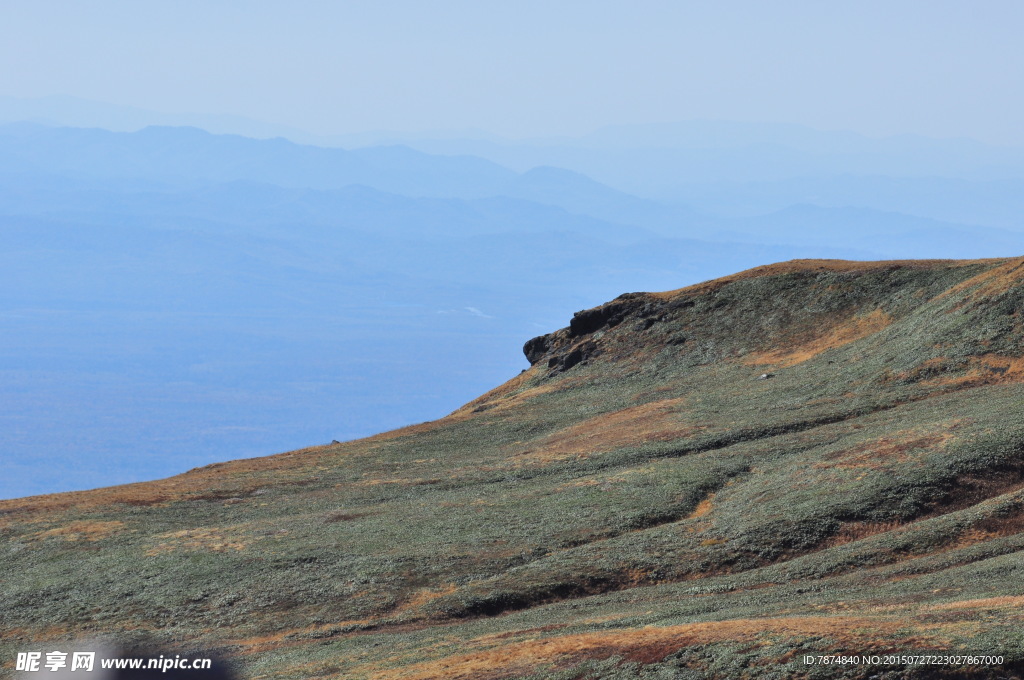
[523, 292, 668, 372]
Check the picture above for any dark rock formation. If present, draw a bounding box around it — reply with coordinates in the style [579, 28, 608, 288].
[523, 292, 659, 371]
[523, 335, 550, 365]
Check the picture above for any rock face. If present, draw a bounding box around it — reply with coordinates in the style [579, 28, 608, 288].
[521, 333, 550, 365]
[524, 292, 668, 372]
[7, 257, 1024, 679]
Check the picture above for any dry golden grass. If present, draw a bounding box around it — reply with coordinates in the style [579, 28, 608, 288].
[366, 615, 943, 680]
[513, 398, 698, 463]
[144, 526, 253, 556]
[952, 528, 1005, 547]
[743, 309, 893, 367]
[448, 367, 538, 414]
[369, 368, 586, 446]
[394, 585, 460, 614]
[28, 520, 125, 542]
[927, 595, 1024, 611]
[687, 495, 715, 519]
[933, 256, 1024, 304]
[920, 354, 1024, 389]
[452, 373, 591, 420]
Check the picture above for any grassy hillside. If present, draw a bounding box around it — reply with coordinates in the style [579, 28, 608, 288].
[5, 258, 1024, 679]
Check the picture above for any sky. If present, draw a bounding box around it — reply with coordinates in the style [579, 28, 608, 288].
[2, 0, 1023, 144]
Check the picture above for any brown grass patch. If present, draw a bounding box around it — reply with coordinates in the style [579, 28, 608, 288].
[826, 521, 904, 547]
[896, 356, 952, 383]
[448, 367, 538, 415]
[367, 615, 938, 680]
[830, 484, 1024, 554]
[687, 495, 715, 519]
[743, 309, 892, 367]
[451, 372, 589, 419]
[364, 376, 584, 441]
[29, 520, 125, 542]
[813, 429, 954, 470]
[515, 398, 700, 463]
[355, 371, 568, 444]
[144, 526, 253, 556]
[965, 506, 1024, 540]
[394, 585, 460, 615]
[951, 528, 1005, 547]
[933, 256, 1024, 304]
[920, 354, 1024, 389]
[700, 538, 726, 546]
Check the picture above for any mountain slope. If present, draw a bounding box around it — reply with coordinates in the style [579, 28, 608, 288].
[5, 258, 1024, 678]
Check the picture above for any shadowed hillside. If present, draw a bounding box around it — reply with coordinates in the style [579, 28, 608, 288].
[5, 258, 1024, 678]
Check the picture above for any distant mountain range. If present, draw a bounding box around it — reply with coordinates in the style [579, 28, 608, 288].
[2, 121, 1024, 499]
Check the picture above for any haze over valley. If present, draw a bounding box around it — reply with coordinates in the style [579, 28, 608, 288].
[4, 114, 1024, 498]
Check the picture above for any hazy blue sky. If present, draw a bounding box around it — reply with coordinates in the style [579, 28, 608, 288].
[2, 1, 1023, 142]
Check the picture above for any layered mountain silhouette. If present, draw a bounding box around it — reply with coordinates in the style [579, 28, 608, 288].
[5, 258, 1024, 678]
[0, 123, 889, 499]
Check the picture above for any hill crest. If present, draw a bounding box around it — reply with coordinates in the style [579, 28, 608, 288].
[5, 257, 1024, 679]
